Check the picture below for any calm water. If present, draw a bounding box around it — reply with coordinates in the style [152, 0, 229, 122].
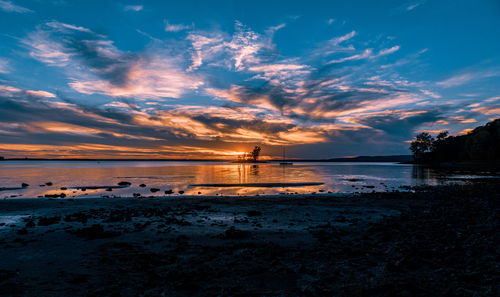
[0, 160, 493, 198]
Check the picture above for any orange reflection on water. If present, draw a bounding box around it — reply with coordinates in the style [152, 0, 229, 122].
[0, 162, 329, 198]
[1, 161, 467, 199]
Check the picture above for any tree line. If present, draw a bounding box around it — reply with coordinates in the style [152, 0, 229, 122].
[410, 118, 500, 163]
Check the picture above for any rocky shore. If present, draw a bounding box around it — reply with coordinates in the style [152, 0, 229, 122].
[0, 182, 498, 296]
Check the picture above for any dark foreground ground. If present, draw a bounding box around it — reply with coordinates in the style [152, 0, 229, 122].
[0, 182, 498, 296]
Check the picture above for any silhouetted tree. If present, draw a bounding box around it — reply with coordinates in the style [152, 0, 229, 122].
[410, 132, 434, 161]
[250, 146, 261, 162]
[436, 131, 449, 141]
[431, 130, 449, 151]
[409, 118, 500, 163]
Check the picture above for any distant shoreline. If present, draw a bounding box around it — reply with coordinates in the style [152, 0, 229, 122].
[0, 155, 413, 163]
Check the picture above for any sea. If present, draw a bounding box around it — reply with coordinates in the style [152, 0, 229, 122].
[0, 160, 496, 198]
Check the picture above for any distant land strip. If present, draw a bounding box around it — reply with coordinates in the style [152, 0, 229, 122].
[0, 155, 413, 163]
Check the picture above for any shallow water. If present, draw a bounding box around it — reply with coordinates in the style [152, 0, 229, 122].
[0, 160, 495, 198]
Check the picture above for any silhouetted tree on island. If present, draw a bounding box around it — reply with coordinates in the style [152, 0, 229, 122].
[409, 118, 500, 163]
[250, 146, 261, 162]
[236, 146, 262, 162]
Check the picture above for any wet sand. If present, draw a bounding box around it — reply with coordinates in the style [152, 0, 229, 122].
[0, 182, 498, 296]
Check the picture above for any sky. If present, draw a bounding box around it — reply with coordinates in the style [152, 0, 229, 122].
[0, 0, 499, 159]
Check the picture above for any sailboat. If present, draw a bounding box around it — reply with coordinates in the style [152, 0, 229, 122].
[279, 146, 293, 165]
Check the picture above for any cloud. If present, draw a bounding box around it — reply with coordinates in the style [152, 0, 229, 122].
[0, 90, 329, 156]
[0, 58, 10, 73]
[0, 85, 21, 94]
[485, 96, 500, 103]
[355, 109, 443, 139]
[25, 90, 56, 98]
[328, 48, 373, 64]
[164, 20, 192, 32]
[23, 21, 203, 99]
[248, 63, 312, 82]
[436, 73, 474, 88]
[420, 89, 441, 99]
[0, 80, 446, 159]
[437, 68, 500, 88]
[185, 21, 283, 71]
[406, 1, 425, 11]
[313, 31, 357, 57]
[226, 21, 271, 70]
[472, 103, 500, 116]
[182, 22, 446, 154]
[327, 45, 399, 64]
[0, 0, 32, 13]
[0, 142, 250, 159]
[23, 29, 74, 66]
[458, 128, 474, 135]
[0, 84, 56, 98]
[329, 31, 356, 46]
[377, 45, 400, 57]
[69, 57, 203, 99]
[393, 1, 426, 14]
[10, 20, 457, 158]
[124, 5, 143, 12]
[186, 32, 225, 71]
[45, 21, 92, 33]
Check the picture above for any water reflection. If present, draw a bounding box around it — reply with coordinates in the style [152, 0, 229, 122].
[412, 165, 435, 185]
[0, 161, 496, 198]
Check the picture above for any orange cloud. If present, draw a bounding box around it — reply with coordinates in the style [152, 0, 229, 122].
[0, 143, 257, 160]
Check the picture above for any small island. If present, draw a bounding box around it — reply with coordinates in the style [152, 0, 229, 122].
[233, 145, 268, 163]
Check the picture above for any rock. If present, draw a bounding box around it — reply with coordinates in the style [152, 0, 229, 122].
[60, 187, 67, 190]
[44, 193, 66, 198]
[222, 226, 250, 240]
[117, 181, 131, 187]
[16, 228, 28, 235]
[139, 184, 146, 187]
[64, 214, 88, 224]
[165, 189, 173, 194]
[45, 182, 53, 186]
[38, 216, 61, 226]
[334, 216, 347, 222]
[21, 183, 29, 188]
[246, 210, 262, 217]
[178, 190, 185, 195]
[72, 224, 120, 240]
[133, 193, 141, 197]
[150, 188, 160, 193]
[106, 188, 113, 191]
[346, 178, 363, 182]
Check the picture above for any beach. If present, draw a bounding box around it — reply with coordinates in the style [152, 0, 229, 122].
[0, 181, 498, 296]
